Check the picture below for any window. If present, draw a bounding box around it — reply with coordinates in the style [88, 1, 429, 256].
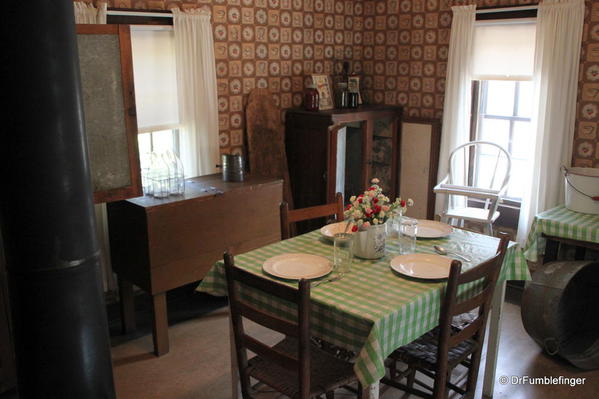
[472, 80, 534, 201]
[130, 25, 180, 171]
[469, 18, 536, 203]
[137, 128, 180, 172]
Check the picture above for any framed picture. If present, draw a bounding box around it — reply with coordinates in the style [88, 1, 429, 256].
[311, 74, 334, 110]
[348, 75, 362, 104]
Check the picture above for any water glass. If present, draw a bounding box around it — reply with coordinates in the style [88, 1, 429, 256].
[398, 217, 418, 255]
[334, 233, 354, 274]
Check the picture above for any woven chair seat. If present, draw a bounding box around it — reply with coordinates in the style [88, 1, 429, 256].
[247, 337, 357, 398]
[389, 327, 478, 371]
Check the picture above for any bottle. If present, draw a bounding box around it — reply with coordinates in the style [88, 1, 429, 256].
[150, 152, 170, 198]
[336, 82, 348, 108]
[304, 83, 319, 111]
[348, 90, 359, 109]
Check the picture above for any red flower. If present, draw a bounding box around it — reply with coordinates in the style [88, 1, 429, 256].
[368, 186, 376, 191]
[373, 198, 378, 204]
[374, 205, 381, 214]
[351, 225, 358, 232]
[345, 204, 352, 210]
[358, 198, 363, 203]
[400, 199, 406, 207]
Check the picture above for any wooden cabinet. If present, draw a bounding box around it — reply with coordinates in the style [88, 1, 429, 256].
[107, 174, 283, 356]
[285, 105, 403, 212]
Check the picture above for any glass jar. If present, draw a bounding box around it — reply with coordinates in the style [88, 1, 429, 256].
[303, 83, 320, 111]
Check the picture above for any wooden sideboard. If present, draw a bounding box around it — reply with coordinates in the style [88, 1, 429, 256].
[285, 105, 403, 211]
[107, 174, 283, 356]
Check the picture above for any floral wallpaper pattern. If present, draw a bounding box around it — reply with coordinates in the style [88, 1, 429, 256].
[82, 0, 597, 167]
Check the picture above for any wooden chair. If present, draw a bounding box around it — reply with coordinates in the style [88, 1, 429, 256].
[224, 252, 361, 399]
[280, 192, 344, 240]
[382, 233, 511, 399]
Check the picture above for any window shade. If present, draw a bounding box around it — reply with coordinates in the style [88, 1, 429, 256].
[130, 26, 179, 133]
[472, 19, 536, 81]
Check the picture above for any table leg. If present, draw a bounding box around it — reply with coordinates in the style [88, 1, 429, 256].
[118, 277, 136, 334]
[543, 238, 559, 263]
[360, 383, 380, 399]
[151, 292, 169, 356]
[482, 280, 506, 398]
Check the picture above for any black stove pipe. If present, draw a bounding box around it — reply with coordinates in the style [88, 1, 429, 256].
[2, 1, 116, 397]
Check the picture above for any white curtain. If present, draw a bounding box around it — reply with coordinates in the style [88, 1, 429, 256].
[516, 0, 584, 244]
[435, 5, 476, 215]
[172, 8, 220, 178]
[73, 1, 107, 24]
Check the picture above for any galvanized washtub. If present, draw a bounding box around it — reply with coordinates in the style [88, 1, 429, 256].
[521, 260, 599, 370]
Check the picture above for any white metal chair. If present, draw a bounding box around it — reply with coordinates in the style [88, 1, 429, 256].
[434, 141, 511, 235]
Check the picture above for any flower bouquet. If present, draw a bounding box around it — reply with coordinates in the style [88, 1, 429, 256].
[344, 178, 413, 259]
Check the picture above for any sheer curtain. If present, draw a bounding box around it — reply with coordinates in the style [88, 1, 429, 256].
[172, 8, 220, 178]
[435, 5, 476, 215]
[516, 0, 584, 244]
[73, 1, 107, 24]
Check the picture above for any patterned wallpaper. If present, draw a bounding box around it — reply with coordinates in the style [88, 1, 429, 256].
[84, 0, 597, 167]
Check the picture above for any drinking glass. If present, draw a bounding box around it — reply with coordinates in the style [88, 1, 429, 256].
[334, 233, 354, 274]
[398, 217, 418, 255]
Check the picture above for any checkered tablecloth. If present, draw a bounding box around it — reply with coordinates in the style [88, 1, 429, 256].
[197, 228, 530, 386]
[523, 205, 599, 262]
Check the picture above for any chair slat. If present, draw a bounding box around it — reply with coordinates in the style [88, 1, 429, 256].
[229, 263, 299, 303]
[280, 192, 344, 240]
[448, 318, 483, 347]
[235, 301, 299, 338]
[287, 202, 343, 223]
[452, 291, 488, 316]
[488, 148, 501, 190]
[243, 334, 299, 372]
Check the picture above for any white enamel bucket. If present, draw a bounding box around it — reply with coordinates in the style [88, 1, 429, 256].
[562, 166, 599, 215]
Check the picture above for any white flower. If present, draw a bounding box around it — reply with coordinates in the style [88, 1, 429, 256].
[407, 198, 414, 206]
[379, 211, 385, 218]
[350, 195, 356, 202]
[371, 178, 380, 184]
[373, 218, 379, 224]
[353, 210, 363, 219]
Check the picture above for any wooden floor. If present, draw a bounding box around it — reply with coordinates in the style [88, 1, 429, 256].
[111, 287, 599, 399]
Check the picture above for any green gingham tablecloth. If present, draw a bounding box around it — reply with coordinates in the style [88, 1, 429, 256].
[523, 205, 599, 262]
[197, 228, 530, 386]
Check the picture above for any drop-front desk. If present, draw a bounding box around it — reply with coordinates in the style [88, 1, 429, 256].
[107, 174, 283, 355]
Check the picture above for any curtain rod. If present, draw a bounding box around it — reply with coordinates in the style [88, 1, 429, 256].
[107, 9, 173, 18]
[476, 5, 538, 14]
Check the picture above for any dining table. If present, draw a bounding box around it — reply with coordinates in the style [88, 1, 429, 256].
[523, 204, 599, 263]
[197, 225, 531, 398]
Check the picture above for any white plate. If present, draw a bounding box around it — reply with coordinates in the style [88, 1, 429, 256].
[262, 253, 333, 280]
[416, 220, 453, 238]
[320, 221, 355, 241]
[390, 254, 452, 279]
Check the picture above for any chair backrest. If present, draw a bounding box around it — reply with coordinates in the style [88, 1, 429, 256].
[280, 192, 344, 239]
[433, 232, 510, 396]
[224, 252, 311, 399]
[447, 141, 511, 193]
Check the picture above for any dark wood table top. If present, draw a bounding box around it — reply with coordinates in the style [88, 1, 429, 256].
[125, 174, 283, 209]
